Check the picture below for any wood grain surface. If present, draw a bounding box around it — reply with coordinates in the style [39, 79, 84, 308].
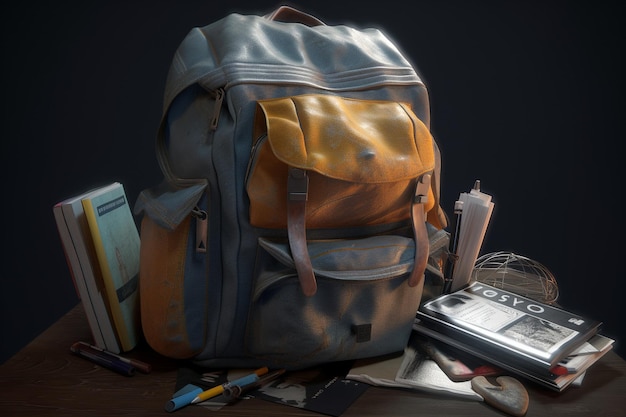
[1, 304, 625, 416]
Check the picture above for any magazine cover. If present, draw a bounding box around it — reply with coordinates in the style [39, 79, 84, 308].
[251, 363, 369, 416]
[418, 282, 601, 367]
[394, 333, 484, 400]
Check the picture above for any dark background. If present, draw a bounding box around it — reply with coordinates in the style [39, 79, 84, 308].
[2, 1, 623, 364]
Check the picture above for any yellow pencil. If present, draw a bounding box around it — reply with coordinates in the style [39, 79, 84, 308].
[191, 367, 269, 404]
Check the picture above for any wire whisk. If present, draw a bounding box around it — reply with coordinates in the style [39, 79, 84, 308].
[471, 251, 559, 305]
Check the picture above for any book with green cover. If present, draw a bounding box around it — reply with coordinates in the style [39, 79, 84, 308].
[82, 182, 141, 352]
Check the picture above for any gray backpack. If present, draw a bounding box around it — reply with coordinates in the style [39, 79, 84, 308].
[134, 5, 448, 370]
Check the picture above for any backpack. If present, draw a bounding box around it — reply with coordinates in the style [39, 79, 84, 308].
[134, 5, 448, 370]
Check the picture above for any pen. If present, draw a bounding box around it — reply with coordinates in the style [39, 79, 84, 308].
[222, 368, 286, 402]
[70, 342, 135, 376]
[165, 386, 204, 412]
[190, 366, 269, 404]
[443, 199, 463, 293]
[76, 341, 152, 373]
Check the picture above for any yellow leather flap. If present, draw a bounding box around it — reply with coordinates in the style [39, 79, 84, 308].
[254, 95, 435, 183]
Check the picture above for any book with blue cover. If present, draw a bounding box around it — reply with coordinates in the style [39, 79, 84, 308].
[82, 182, 141, 352]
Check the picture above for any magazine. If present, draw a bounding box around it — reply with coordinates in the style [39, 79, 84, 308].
[347, 333, 483, 401]
[413, 319, 613, 392]
[251, 362, 369, 417]
[417, 282, 602, 369]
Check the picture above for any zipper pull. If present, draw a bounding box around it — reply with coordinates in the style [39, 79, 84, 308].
[192, 206, 208, 253]
[210, 88, 225, 131]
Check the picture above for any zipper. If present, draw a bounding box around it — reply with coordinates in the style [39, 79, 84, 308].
[209, 87, 225, 131]
[253, 261, 415, 302]
[244, 134, 267, 186]
[253, 271, 296, 301]
[192, 206, 208, 253]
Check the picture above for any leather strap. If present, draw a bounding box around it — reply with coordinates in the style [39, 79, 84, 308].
[287, 168, 433, 296]
[409, 173, 432, 287]
[287, 168, 317, 296]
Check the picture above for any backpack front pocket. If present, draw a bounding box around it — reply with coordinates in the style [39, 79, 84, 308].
[244, 235, 423, 369]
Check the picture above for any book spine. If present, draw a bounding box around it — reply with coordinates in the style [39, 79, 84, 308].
[82, 197, 138, 352]
[62, 201, 121, 353]
[53, 205, 107, 349]
[416, 310, 555, 369]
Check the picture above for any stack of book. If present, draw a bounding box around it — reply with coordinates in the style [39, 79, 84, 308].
[414, 281, 614, 392]
[53, 182, 141, 353]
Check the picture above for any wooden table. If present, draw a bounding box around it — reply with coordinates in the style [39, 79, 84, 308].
[1, 304, 625, 416]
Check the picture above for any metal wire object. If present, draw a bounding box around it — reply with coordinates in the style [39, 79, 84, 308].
[471, 251, 559, 305]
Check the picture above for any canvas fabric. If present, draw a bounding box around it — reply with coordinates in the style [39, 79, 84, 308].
[134, 6, 448, 370]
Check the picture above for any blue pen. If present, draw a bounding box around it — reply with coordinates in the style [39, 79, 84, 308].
[165, 385, 204, 412]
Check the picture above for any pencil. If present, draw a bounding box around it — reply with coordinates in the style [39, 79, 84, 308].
[191, 367, 269, 404]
